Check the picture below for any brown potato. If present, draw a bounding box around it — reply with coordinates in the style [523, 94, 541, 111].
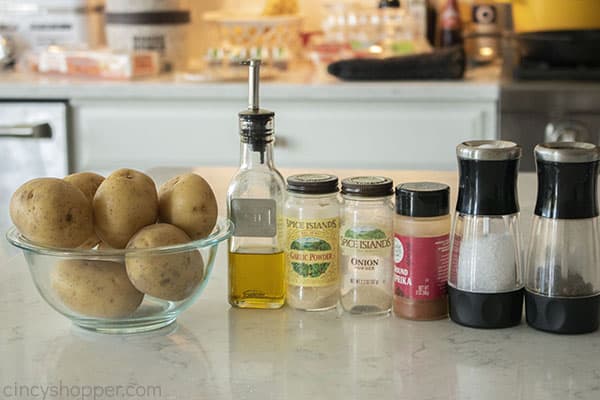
[158, 173, 218, 240]
[64, 172, 105, 202]
[93, 169, 158, 249]
[52, 259, 144, 318]
[10, 178, 94, 248]
[64, 172, 105, 249]
[126, 223, 204, 301]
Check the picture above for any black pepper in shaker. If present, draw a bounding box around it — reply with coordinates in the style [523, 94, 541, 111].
[525, 142, 600, 334]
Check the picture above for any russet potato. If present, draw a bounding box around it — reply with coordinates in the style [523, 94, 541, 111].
[125, 223, 204, 301]
[52, 259, 144, 318]
[10, 178, 94, 248]
[158, 173, 218, 240]
[64, 172, 105, 248]
[93, 169, 158, 249]
[64, 172, 105, 202]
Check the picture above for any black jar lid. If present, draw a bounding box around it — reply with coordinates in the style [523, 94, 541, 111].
[396, 182, 450, 217]
[379, 0, 400, 8]
[457, 140, 521, 161]
[287, 174, 339, 194]
[535, 142, 600, 163]
[341, 176, 394, 197]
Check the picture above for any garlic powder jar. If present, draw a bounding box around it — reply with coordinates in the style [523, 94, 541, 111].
[285, 174, 340, 311]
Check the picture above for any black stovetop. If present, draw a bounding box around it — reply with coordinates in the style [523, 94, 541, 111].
[513, 62, 600, 81]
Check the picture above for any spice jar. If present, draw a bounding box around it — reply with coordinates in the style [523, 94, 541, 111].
[393, 182, 450, 320]
[526, 142, 600, 334]
[448, 140, 524, 329]
[285, 174, 340, 311]
[340, 176, 394, 315]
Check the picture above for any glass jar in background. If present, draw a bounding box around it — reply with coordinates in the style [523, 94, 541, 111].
[393, 182, 450, 320]
[285, 174, 340, 311]
[448, 140, 523, 329]
[340, 176, 394, 315]
[378, 0, 416, 56]
[526, 142, 600, 334]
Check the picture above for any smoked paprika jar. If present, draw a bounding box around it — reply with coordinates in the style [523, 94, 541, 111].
[393, 182, 451, 320]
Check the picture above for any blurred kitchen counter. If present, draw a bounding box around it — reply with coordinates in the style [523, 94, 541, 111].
[0, 65, 500, 101]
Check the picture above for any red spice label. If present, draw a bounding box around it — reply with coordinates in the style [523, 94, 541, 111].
[394, 234, 449, 300]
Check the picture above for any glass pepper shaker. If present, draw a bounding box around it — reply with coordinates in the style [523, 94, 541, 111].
[448, 140, 524, 329]
[526, 142, 600, 334]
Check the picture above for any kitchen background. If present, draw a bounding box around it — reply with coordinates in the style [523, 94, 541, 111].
[1, 0, 599, 229]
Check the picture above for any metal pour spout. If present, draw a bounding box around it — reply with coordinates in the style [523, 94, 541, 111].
[243, 59, 261, 112]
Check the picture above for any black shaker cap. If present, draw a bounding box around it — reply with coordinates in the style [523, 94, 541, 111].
[287, 174, 339, 195]
[534, 142, 600, 219]
[395, 182, 450, 217]
[456, 140, 521, 216]
[341, 176, 394, 197]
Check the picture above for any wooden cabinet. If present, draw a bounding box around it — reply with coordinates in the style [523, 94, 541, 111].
[72, 97, 497, 174]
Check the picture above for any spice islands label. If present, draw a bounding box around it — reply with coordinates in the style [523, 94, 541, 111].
[286, 217, 339, 287]
[340, 225, 393, 287]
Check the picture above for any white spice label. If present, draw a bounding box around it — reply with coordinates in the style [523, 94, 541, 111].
[340, 225, 393, 292]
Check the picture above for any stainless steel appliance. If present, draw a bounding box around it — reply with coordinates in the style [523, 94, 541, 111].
[0, 102, 69, 231]
[500, 83, 600, 171]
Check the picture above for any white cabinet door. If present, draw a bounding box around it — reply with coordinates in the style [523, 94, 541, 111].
[72, 99, 496, 173]
[274, 100, 496, 170]
[72, 99, 240, 175]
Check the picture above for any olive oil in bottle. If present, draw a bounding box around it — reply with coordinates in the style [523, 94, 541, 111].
[227, 60, 286, 309]
[229, 250, 286, 307]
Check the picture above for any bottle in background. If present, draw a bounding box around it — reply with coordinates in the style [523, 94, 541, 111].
[426, 0, 438, 46]
[408, 0, 434, 52]
[227, 59, 286, 309]
[438, 0, 463, 47]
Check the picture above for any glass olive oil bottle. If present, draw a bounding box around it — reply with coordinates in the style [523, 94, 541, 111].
[227, 60, 286, 309]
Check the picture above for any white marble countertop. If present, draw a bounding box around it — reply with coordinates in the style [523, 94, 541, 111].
[0, 66, 500, 101]
[1, 167, 599, 400]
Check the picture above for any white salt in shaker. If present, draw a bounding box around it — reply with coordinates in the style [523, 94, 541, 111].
[448, 140, 524, 329]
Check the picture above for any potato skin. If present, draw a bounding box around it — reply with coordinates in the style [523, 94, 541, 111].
[93, 169, 158, 249]
[51, 259, 144, 318]
[64, 172, 105, 202]
[10, 178, 94, 248]
[158, 173, 218, 240]
[64, 172, 105, 248]
[126, 223, 204, 301]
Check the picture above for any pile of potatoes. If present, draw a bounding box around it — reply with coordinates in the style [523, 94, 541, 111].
[10, 169, 218, 318]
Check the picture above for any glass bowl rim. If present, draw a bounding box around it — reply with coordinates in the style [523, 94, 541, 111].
[5, 217, 233, 258]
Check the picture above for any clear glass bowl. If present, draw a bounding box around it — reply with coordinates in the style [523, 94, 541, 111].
[6, 217, 233, 334]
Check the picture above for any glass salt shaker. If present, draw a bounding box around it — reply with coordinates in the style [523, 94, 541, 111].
[448, 140, 524, 329]
[526, 142, 600, 334]
[340, 176, 394, 315]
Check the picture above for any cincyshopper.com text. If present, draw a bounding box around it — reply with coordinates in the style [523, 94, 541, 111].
[2, 381, 162, 400]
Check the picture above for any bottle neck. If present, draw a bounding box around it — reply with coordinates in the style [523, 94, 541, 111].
[240, 140, 275, 169]
[444, 0, 459, 9]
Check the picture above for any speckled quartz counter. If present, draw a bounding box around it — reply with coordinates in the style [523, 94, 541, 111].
[1, 168, 599, 400]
